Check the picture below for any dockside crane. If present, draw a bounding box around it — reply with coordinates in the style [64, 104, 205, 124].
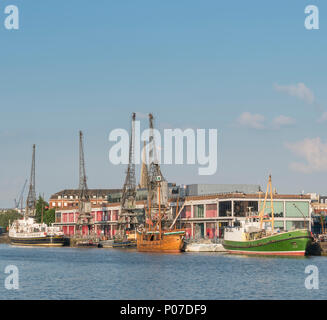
[76, 131, 93, 236]
[25, 145, 37, 217]
[117, 113, 139, 240]
[14, 179, 27, 212]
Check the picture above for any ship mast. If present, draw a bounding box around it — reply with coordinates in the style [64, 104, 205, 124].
[259, 175, 275, 231]
[25, 144, 36, 218]
[147, 113, 168, 225]
[158, 177, 162, 236]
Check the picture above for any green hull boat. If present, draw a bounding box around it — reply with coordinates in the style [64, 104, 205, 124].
[223, 229, 312, 256]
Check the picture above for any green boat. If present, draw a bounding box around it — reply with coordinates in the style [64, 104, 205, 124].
[223, 228, 312, 256]
[222, 175, 312, 256]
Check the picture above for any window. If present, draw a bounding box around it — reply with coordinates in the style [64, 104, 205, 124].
[55, 212, 61, 223]
[286, 221, 305, 231]
[219, 201, 232, 217]
[206, 204, 217, 218]
[285, 202, 309, 218]
[194, 205, 204, 218]
[259, 201, 283, 218]
[274, 221, 284, 231]
[234, 201, 258, 217]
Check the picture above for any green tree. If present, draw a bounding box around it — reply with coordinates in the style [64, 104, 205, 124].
[35, 196, 55, 226]
[0, 210, 23, 231]
[43, 208, 55, 226]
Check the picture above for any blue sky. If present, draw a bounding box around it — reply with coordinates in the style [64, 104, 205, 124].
[0, 0, 326, 207]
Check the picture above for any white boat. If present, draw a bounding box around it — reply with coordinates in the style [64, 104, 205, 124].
[9, 217, 65, 247]
[184, 242, 226, 252]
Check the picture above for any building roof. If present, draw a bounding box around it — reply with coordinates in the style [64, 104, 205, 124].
[185, 193, 311, 201]
[50, 189, 122, 199]
[186, 184, 261, 196]
[56, 192, 311, 212]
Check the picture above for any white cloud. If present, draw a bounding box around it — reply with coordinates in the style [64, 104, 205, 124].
[285, 137, 327, 173]
[272, 115, 295, 128]
[237, 112, 265, 129]
[274, 82, 315, 104]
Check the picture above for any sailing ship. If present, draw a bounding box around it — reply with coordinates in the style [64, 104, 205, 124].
[136, 176, 185, 253]
[222, 175, 312, 256]
[9, 145, 65, 247]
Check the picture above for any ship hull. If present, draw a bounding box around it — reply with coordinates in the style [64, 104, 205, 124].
[223, 229, 312, 256]
[137, 231, 185, 253]
[9, 235, 65, 247]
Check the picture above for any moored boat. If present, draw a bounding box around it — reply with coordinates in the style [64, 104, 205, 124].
[222, 175, 312, 256]
[9, 144, 66, 247]
[9, 217, 65, 247]
[137, 229, 185, 253]
[137, 176, 185, 253]
[223, 225, 311, 256]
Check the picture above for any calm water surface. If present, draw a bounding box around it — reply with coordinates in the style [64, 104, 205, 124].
[0, 244, 326, 300]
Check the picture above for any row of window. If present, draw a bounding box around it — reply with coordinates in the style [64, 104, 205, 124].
[60, 211, 119, 223]
[51, 201, 101, 207]
[177, 201, 310, 219]
[56, 195, 104, 200]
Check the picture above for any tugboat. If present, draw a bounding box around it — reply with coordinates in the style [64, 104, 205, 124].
[223, 175, 312, 256]
[9, 145, 65, 247]
[136, 176, 185, 253]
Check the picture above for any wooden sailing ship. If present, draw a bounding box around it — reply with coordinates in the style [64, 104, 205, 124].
[136, 176, 185, 253]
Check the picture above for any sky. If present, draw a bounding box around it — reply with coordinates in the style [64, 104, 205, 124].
[0, 0, 326, 207]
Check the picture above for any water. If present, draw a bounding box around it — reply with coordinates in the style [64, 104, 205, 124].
[0, 244, 326, 300]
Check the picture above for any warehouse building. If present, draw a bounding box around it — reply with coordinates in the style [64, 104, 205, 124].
[173, 193, 311, 239]
[53, 187, 311, 239]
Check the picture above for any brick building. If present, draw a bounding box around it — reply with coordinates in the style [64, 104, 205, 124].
[49, 189, 121, 209]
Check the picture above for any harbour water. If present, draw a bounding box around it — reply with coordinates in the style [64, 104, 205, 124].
[0, 244, 326, 300]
